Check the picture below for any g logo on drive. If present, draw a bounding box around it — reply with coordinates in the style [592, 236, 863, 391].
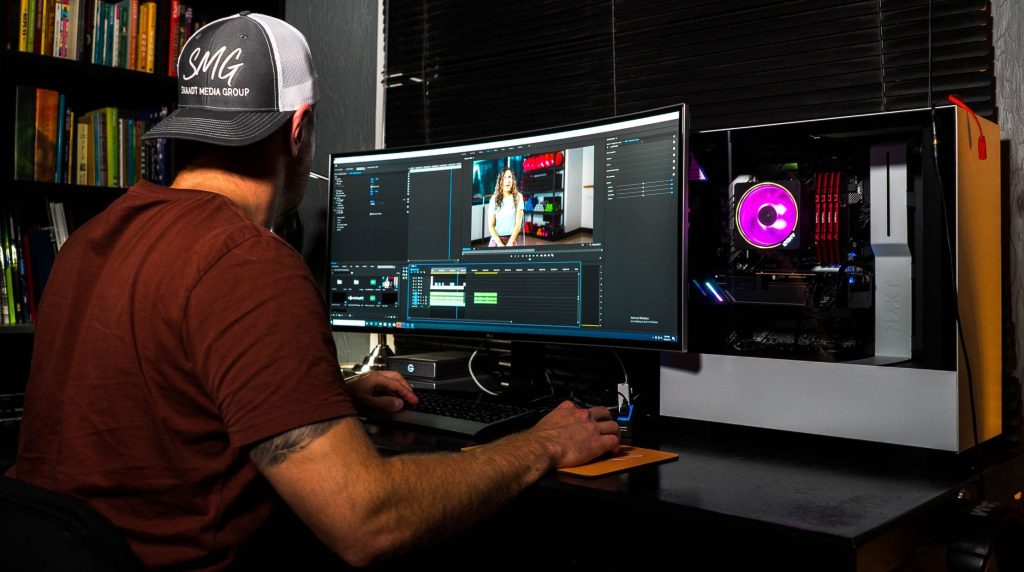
[407, 364, 415, 374]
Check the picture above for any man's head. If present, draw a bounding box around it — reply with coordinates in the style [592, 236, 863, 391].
[143, 12, 317, 221]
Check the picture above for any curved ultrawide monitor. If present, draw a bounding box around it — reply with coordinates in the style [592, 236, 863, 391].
[326, 105, 687, 351]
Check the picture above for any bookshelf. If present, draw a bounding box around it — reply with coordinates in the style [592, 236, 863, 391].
[0, 1, 287, 465]
[1, 0, 286, 331]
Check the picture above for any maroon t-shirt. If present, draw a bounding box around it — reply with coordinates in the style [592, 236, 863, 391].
[11, 180, 355, 570]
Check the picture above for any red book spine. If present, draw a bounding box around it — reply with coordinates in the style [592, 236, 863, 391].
[167, 0, 180, 76]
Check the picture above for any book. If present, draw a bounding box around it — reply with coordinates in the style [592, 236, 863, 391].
[0, 219, 8, 324]
[49, 202, 69, 251]
[105, 107, 118, 187]
[41, 0, 54, 56]
[76, 118, 90, 185]
[14, 85, 36, 181]
[25, 229, 57, 317]
[137, 1, 149, 72]
[9, 212, 28, 323]
[53, 0, 70, 58]
[54, 92, 67, 183]
[117, 0, 129, 68]
[118, 118, 125, 187]
[168, 0, 180, 75]
[68, 0, 80, 60]
[111, 1, 120, 67]
[93, 109, 106, 186]
[21, 230, 36, 321]
[91, 0, 101, 64]
[144, 0, 156, 73]
[64, 109, 75, 184]
[25, 0, 36, 53]
[18, 0, 31, 52]
[34, 88, 61, 183]
[1, 212, 16, 323]
[33, 0, 45, 54]
[127, 0, 138, 70]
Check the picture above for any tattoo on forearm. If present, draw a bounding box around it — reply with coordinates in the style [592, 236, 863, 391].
[250, 418, 341, 469]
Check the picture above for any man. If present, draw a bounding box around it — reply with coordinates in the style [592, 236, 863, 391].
[11, 12, 619, 570]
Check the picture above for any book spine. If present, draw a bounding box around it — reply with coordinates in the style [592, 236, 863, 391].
[127, 0, 138, 70]
[51, 1, 63, 57]
[14, 86, 36, 181]
[137, 2, 148, 72]
[21, 232, 36, 322]
[64, 108, 75, 183]
[55, 92, 66, 183]
[18, 0, 30, 51]
[94, 110, 105, 186]
[25, 0, 36, 53]
[11, 212, 29, 323]
[91, 0, 101, 64]
[61, 1, 72, 58]
[167, 0, 179, 76]
[118, 0, 129, 68]
[103, 2, 112, 66]
[40, 0, 52, 56]
[2, 212, 16, 323]
[145, 1, 155, 73]
[129, 117, 137, 186]
[34, 88, 60, 183]
[76, 120, 89, 184]
[68, 0, 79, 60]
[33, 0, 44, 54]
[0, 211, 8, 324]
[105, 107, 118, 187]
[111, 2, 120, 67]
[118, 118, 125, 187]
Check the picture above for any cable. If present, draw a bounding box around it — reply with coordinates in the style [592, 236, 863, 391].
[308, 171, 329, 181]
[612, 349, 629, 386]
[468, 344, 500, 396]
[947, 95, 988, 160]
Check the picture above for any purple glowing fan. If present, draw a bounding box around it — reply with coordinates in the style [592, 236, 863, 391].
[735, 182, 799, 249]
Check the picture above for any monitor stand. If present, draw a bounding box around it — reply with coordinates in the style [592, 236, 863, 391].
[357, 332, 394, 373]
[507, 341, 547, 400]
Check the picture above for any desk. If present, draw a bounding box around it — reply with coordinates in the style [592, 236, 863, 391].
[363, 418, 1023, 571]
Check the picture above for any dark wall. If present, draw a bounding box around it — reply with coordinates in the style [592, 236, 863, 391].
[287, 0, 379, 361]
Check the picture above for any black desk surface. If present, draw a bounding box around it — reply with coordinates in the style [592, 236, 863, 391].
[365, 417, 1021, 570]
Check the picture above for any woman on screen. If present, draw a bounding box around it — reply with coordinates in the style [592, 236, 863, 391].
[488, 167, 524, 247]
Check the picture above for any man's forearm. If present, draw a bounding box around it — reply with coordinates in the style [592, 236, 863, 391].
[357, 432, 553, 562]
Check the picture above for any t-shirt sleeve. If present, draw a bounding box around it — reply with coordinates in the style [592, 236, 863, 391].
[184, 234, 355, 448]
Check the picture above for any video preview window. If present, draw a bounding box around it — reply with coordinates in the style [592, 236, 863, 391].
[468, 146, 596, 248]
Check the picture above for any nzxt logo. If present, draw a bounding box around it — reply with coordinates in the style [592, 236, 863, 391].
[182, 46, 244, 87]
[884, 282, 902, 331]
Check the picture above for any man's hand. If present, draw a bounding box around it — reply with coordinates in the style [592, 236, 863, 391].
[521, 401, 620, 469]
[346, 370, 419, 415]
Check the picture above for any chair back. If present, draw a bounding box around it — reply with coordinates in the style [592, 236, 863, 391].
[0, 476, 141, 571]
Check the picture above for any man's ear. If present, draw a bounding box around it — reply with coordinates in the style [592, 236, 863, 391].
[289, 104, 314, 158]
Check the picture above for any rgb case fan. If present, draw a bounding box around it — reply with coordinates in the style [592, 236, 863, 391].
[733, 180, 802, 249]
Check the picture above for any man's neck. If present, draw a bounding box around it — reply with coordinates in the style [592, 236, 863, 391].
[171, 167, 281, 229]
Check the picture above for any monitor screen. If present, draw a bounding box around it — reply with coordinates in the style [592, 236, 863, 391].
[326, 106, 687, 351]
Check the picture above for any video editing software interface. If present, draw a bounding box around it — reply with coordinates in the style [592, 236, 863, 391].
[327, 109, 685, 349]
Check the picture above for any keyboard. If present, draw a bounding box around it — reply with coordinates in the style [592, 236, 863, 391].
[378, 391, 547, 439]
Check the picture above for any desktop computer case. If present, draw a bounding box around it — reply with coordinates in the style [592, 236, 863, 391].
[661, 107, 1001, 451]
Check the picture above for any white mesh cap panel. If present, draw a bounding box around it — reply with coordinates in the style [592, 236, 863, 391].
[249, 13, 318, 110]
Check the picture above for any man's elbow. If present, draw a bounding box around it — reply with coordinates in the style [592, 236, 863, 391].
[332, 533, 401, 568]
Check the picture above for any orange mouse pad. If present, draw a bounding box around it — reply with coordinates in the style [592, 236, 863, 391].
[557, 446, 678, 477]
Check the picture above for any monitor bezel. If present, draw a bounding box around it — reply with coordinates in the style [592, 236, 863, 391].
[325, 104, 688, 352]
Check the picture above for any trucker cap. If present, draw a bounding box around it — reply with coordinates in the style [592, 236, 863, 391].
[142, 11, 317, 146]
